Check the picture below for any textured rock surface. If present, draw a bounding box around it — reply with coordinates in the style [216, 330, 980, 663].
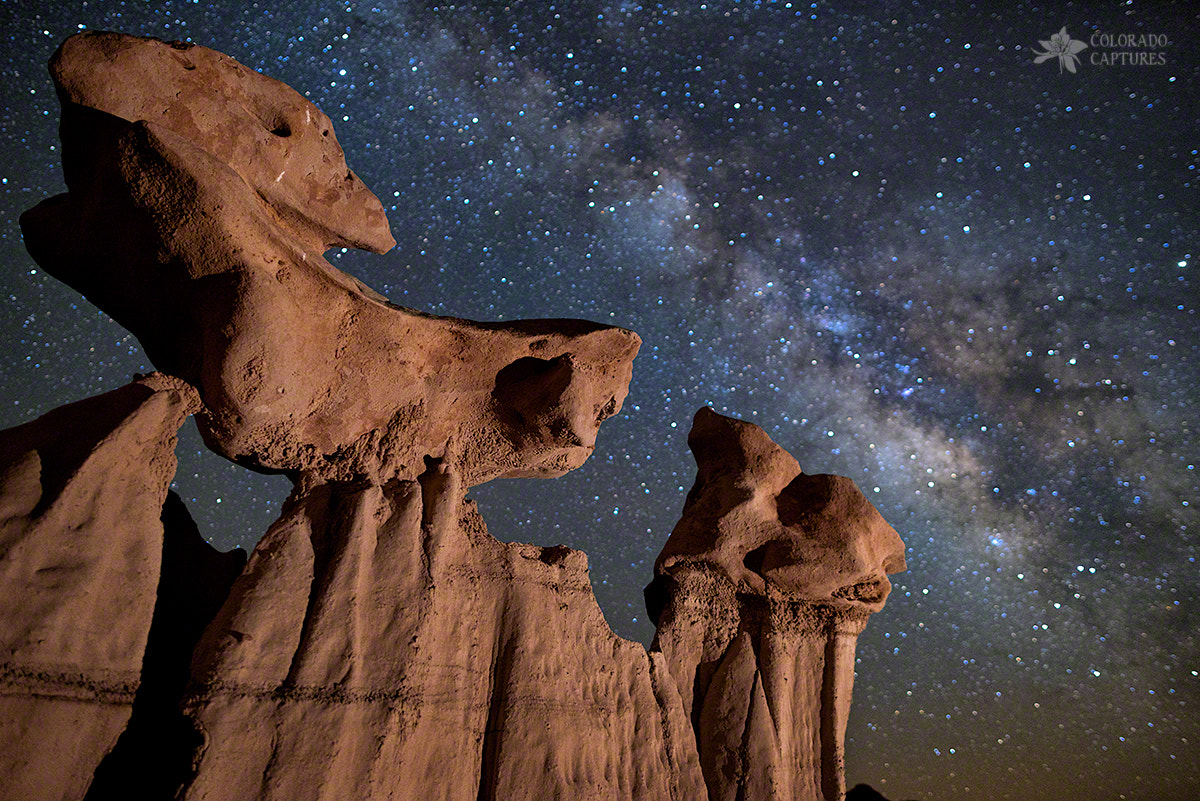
[47, 30, 395, 256]
[0, 376, 197, 801]
[654, 407, 906, 607]
[648, 408, 907, 801]
[7, 33, 906, 801]
[21, 32, 640, 487]
[85, 491, 246, 801]
[183, 466, 706, 801]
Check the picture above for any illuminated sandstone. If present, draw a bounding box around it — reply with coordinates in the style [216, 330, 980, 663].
[648, 408, 907, 801]
[6, 33, 904, 801]
[22, 32, 639, 488]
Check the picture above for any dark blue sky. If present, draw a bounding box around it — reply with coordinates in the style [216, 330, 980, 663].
[3, 2, 1197, 798]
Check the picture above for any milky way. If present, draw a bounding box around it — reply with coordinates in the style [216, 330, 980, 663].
[3, 2, 1197, 799]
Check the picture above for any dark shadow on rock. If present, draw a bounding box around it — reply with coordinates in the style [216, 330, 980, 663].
[84, 491, 246, 801]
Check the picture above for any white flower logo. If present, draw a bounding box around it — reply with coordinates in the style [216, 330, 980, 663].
[1033, 26, 1088, 73]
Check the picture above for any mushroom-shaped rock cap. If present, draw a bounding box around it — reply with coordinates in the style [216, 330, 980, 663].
[686, 406, 802, 500]
[768, 472, 907, 607]
[49, 31, 394, 254]
[656, 408, 906, 611]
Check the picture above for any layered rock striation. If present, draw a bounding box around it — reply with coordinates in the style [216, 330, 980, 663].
[3, 32, 905, 801]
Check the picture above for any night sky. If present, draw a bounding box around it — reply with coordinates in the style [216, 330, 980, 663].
[3, 2, 1197, 799]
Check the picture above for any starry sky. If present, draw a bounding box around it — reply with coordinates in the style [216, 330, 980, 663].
[2, 1, 1197, 799]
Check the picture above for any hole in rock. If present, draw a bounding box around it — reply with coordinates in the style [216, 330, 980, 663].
[494, 355, 561, 388]
[170, 420, 292, 556]
[492, 354, 574, 427]
[597, 396, 618, 423]
[742, 542, 771, 575]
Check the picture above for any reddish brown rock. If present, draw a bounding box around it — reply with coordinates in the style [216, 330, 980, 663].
[21, 32, 640, 488]
[85, 490, 247, 801]
[654, 408, 906, 607]
[48, 30, 394, 256]
[182, 464, 706, 801]
[648, 408, 906, 801]
[9, 33, 907, 801]
[0, 375, 197, 801]
[175, 408, 904, 801]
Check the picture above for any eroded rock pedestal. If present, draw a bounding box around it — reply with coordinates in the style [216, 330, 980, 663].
[2, 31, 905, 801]
[647, 409, 907, 801]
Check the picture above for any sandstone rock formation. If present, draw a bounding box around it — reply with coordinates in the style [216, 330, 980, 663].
[47, 30, 395, 257]
[180, 466, 706, 801]
[4, 31, 905, 801]
[21, 31, 641, 488]
[647, 408, 907, 801]
[85, 489, 247, 801]
[0, 374, 230, 801]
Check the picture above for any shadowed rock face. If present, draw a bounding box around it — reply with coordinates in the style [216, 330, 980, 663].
[21, 32, 640, 488]
[649, 408, 907, 801]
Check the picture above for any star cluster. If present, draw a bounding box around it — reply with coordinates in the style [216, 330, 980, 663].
[2, 2, 1197, 799]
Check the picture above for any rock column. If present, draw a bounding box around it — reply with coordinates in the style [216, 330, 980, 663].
[649, 408, 907, 801]
[0, 376, 198, 801]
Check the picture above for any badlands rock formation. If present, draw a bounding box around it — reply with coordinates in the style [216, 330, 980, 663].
[22, 30, 640, 487]
[3, 31, 905, 801]
[0, 375, 241, 801]
[647, 409, 906, 801]
[180, 467, 706, 801]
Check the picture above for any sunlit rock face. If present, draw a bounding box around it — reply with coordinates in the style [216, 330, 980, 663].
[6, 32, 904, 801]
[21, 31, 640, 488]
[648, 407, 906, 801]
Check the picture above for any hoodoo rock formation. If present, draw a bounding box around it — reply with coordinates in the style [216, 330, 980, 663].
[647, 409, 906, 801]
[21, 30, 640, 487]
[2, 32, 906, 801]
[180, 467, 707, 801]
